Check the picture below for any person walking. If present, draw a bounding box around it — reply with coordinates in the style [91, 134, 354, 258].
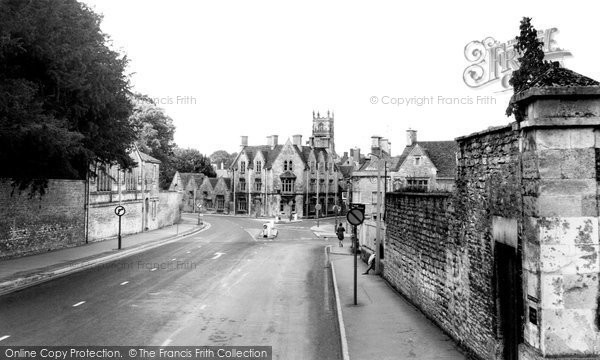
[336, 223, 345, 247]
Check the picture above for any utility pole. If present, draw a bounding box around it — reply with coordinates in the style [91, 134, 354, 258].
[316, 161, 320, 227]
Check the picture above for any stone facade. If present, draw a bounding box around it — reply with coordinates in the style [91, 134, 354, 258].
[231, 112, 341, 218]
[169, 172, 205, 212]
[198, 177, 231, 213]
[383, 78, 600, 360]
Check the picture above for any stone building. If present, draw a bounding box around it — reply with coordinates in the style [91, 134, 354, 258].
[229, 111, 340, 218]
[391, 129, 458, 192]
[168, 172, 206, 212]
[198, 176, 231, 213]
[87, 148, 181, 240]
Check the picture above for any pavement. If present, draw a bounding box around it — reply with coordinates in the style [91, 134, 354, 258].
[0, 214, 207, 296]
[328, 244, 467, 360]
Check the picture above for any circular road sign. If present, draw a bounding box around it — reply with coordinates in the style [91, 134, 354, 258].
[315, 204, 322, 211]
[114, 205, 126, 217]
[346, 208, 364, 226]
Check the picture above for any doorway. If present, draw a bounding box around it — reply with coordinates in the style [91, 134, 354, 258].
[496, 242, 521, 360]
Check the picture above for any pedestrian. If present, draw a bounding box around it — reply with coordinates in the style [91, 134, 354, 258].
[336, 223, 345, 247]
[363, 253, 376, 275]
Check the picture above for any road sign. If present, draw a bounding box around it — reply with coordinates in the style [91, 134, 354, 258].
[347, 208, 365, 226]
[350, 203, 365, 212]
[114, 205, 126, 216]
[315, 203, 322, 211]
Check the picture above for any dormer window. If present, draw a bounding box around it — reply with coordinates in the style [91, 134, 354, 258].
[256, 161, 262, 173]
[240, 161, 246, 174]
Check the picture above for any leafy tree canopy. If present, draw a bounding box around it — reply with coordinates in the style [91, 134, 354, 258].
[0, 0, 136, 195]
[173, 148, 216, 178]
[210, 150, 237, 169]
[129, 93, 176, 188]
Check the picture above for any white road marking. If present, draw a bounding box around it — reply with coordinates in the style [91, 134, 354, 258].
[72, 301, 86, 307]
[171, 258, 176, 261]
[211, 252, 225, 260]
[161, 338, 172, 346]
[120, 281, 129, 286]
[0, 335, 10, 342]
[200, 305, 207, 310]
[150, 268, 157, 271]
[186, 251, 191, 254]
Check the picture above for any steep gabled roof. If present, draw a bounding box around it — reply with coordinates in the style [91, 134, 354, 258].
[139, 151, 161, 164]
[414, 141, 458, 178]
[338, 165, 354, 178]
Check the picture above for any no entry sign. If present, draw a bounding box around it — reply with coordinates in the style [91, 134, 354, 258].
[346, 208, 364, 226]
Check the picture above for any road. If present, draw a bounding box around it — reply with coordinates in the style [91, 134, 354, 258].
[0, 215, 341, 360]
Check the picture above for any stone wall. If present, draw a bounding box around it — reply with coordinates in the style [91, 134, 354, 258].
[384, 124, 522, 360]
[0, 179, 85, 259]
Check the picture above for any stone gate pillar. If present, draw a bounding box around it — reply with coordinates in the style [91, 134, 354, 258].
[518, 84, 600, 359]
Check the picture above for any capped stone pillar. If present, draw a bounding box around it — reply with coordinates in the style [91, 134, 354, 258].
[517, 71, 600, 360]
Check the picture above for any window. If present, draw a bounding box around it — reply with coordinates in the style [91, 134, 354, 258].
[256, 161, 262, 173]
[255, 178, 262, 191]
[372, 191, 378, 205]
[406, 179, 428, 191]
[216, 195, 225, 210]
[240, 161, 246, 174]
[97, 165, 112, 192]
[125, 169, 136, 190]
[310, 161, 315, 173]
[283, 161, 288, 171]
[310, 179, 316, 192]
[414, 156, 421, 166]
[329, 179, 334, 191]
[288, 161, 293, 171]
[237, 197, 247, 211]
[282, 179, 294, 193]
[239, 178, 246, 191]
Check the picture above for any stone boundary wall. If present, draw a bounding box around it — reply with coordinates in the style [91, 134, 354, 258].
[0, 179, 86, 259]
[384, 124, 521, 360]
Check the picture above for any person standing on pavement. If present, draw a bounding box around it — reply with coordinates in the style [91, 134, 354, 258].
[336, 223, 345, 247]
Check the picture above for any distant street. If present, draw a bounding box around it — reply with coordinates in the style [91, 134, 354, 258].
[0, 215, 341, 360]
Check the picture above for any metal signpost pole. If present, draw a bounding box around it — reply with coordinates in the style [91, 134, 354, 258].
[118, 215, 122, 250]
[353, 224, 358, 305]
[115, 205, 126, 250]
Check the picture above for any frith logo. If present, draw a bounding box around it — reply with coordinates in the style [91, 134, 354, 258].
[463, 28, 572, 90]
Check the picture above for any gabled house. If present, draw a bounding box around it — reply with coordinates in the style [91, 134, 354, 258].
[230, 134, 340, 218]
[392, 130, 457, 192]
[168, 172, 206, 212]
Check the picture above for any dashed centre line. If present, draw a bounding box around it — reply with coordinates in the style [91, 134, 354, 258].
[150, 268, 157, 272]
[72, 301, 86, 307]
[0, 335, 10, 342]
[120, 281, 129, 286]
[211, 252, 225, 260]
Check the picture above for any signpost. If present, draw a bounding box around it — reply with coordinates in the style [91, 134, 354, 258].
[346, 204, 365, 305]
[114, 205, 126, 250]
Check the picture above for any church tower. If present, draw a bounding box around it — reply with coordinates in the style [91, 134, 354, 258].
[312, 110, 335, 154]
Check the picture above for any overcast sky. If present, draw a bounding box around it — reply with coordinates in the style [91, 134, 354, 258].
[83, 0, 600, 156]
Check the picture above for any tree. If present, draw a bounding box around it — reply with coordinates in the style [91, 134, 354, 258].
[0, 0, 136, 195]
[129, 93, 176, 188]
[506, 17, 558, 120]
[172, 148, 216, 177]
[210, 150, 238, 169]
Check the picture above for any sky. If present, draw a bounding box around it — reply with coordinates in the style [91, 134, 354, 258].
[83, 0, 600, 157]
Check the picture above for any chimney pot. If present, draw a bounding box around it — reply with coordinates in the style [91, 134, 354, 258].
[241, 136, 248, 147]
[406, 130, 417, 146]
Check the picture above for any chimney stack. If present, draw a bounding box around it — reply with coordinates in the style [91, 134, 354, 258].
[351, 147, 360, 163]
[241, 136, 248, 147]
[292, 135, 302, 147]
[271, 135, 278, 149]
[406, 129, 417, 146]
[371, 135, 382, 154]
[380, 138, 391, 155]
[266, 135, 272, 147]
